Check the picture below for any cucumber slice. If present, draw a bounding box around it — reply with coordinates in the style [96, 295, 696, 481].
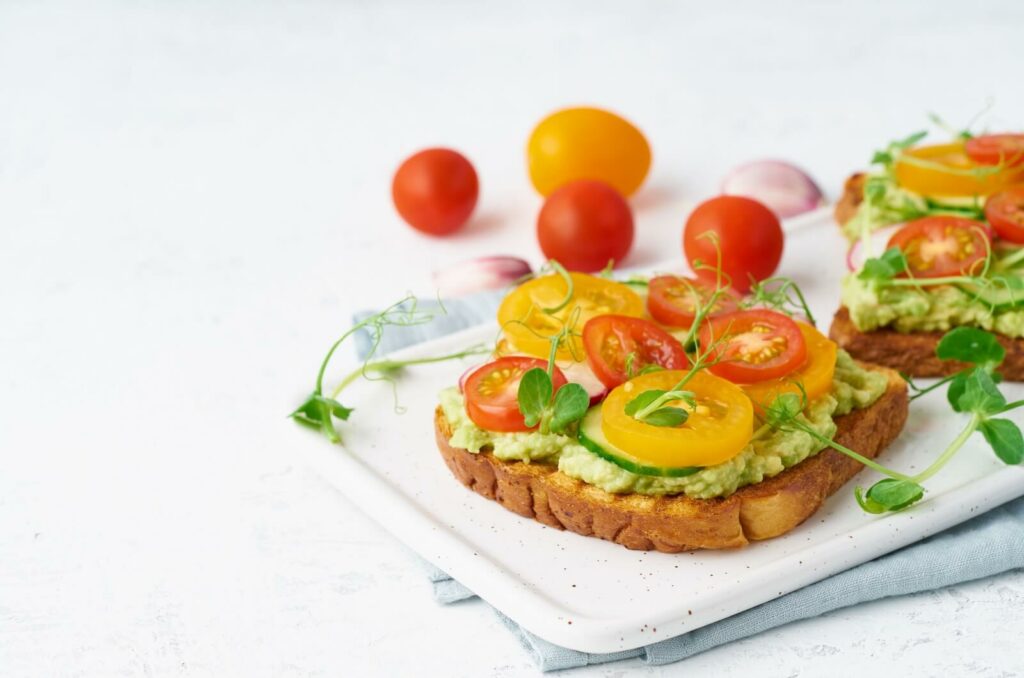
[577, 405, 702, 478]
[958, 279, 1024, 312]
[924, 195, 985, 211]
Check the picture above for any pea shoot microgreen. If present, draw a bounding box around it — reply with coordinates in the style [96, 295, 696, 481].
[765, 326, 1024, 514]
[623, 231, 822, 429]
[539, 260, 575, 315]
[844, 116, 1003, 240]
[515, 323, 590, 435]
[856, 232, 1024, 314]
[291, 295, 489, 444]
[741, 277, 817, 326]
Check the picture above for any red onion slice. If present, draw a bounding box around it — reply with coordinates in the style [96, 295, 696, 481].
[721, 160, 825, 219]
[433, 256, 532, 297]
[561, 361, 609, 406]
[458, 363, 481, 393]
[846, 224, 904, 272]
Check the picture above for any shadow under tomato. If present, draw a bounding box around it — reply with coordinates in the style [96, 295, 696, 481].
[457, 211, 504, 238]
[630, 183, 680, 211]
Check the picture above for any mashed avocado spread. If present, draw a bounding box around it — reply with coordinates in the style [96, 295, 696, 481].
[439, 351, 888, 499]
[841, 274, 1024, 338]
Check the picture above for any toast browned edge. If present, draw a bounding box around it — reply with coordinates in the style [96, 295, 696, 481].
[834, 172, 866, 227]
[830, 307, 1024, 379]
[434, 365, 907, 552]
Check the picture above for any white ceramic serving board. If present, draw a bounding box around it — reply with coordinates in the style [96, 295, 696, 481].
[297, 208, 1024, 653]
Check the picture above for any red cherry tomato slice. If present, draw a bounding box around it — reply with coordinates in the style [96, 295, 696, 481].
[646, 275, 741, 328]
[985, 185, 1024, 244]
[582, 315, 688, 388]
[699, 310, 808, 384]
[463, 357, 567, 432]
[887, 216, 990, 278]
[965, 134, 1024, 168]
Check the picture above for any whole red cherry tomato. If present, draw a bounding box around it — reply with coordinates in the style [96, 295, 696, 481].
[392, 148, 478, 235]
[536, 179, 633, 272]
[683, 196, 783, 293]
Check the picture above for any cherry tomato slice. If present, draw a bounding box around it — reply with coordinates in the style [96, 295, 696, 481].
[463, 357, 567, 432]
[887, 216, 990, 278]
[582, 315, 688, 389]
[601, 369, 753, 468]
[894, 143, 1024, 197]
[985, 186, 1024, 244]
[498, 272, 644, 360]
[646, 276, 740, 328]
[966, 134, 1024, 168]
[740, 323, 837, 407]
[699, 310, 807, 384]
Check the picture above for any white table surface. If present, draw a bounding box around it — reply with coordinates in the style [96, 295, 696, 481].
[2, 1, 1023, 676]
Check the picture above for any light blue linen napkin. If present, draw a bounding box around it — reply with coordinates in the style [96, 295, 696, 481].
[354, 292, 1024, 672]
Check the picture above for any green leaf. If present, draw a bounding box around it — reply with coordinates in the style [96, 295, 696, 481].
[290, 393, 351, 444]
[936, 327, 1005, 369]
[625, 389, 667, 416]
[865, 478, 925, 512]
[854, 487, 887, 514]
[643, 407, 689, 427]
[870, 151, 893, 167]
[957, 368, 1006, 416]
[550, 383, 590, 433]
[517, 368, 553, 428]
[637, 364, 665, 376]
[946, 370, 969, 412]
[991, 274, 1024, 291]
[291, 393, 353, 422]
[858, 248, 907, 282]
[979, 418, 1024, 465]
[895, 130, 928, 148]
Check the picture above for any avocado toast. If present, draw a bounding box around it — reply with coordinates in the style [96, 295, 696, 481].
[831, 128, 1024, 378]
[436, 365, 906, 552]
[434, 269, 909, 552]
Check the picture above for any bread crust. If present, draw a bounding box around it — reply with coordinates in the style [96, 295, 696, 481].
[834, 172, 866, 227]
[434, 366, 908, 552]
[829, 307, 1024, 379]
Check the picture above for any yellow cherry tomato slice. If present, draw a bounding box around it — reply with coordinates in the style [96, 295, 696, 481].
[894, 143, 1024, 197]
[601, 370, 753, 468]
[740, 323, 837, 408]
[498, 272, 644, 359]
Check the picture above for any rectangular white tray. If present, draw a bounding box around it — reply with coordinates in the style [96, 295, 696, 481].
[298, 208, 1024, 653]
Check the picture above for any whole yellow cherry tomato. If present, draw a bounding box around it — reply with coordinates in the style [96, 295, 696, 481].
[601, 370, 753, 468]
[739, 323, 837, 408]
[497, 272, 643, 360]
[894, 143, 1024, 197]
[527, 107, 651, 197]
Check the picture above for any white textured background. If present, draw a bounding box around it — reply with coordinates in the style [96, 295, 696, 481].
[2, 1, 1023, 676]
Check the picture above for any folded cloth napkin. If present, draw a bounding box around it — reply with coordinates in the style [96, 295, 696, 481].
[355, 292, 1024, 672]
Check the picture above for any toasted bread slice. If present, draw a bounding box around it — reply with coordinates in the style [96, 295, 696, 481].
[829, 307, 1024, 379]
[834, 172, 866, 228]
[434, 365, 908, 552]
